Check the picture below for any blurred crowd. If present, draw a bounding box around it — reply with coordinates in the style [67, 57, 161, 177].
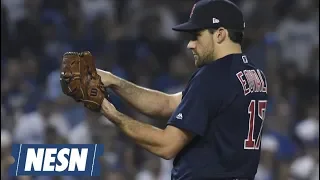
[1, 0, 319, 180]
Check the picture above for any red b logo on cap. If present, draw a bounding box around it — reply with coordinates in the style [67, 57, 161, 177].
[189, 4, 196, 18]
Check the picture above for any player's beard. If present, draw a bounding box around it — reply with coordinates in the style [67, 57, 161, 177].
[194, 47, 215, 68]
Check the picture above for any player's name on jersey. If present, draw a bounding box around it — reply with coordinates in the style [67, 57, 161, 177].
[8, 144, 104, 176]
[236, 69, 267, 96]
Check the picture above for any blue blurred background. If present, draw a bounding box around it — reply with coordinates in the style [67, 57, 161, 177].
[1, 0, 319, 179]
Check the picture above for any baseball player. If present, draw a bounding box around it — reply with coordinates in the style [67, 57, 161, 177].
[61, 0, 268, 179]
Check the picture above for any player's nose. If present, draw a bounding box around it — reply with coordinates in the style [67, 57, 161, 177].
[187, 41, 196, 50]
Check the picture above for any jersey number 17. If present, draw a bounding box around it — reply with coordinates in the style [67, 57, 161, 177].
[244, 100, 267, 150]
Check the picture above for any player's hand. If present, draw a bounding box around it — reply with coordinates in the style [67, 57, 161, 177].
[101, 98, 117, 120]
[96, 69, 116, 87]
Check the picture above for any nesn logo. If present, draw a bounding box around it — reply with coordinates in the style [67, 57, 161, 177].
[24, 148, 88, 172]
[9, 144, 103, 176]
[176, 113, 183, 120]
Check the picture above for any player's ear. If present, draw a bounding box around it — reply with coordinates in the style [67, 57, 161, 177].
[216, 28, 227, 44]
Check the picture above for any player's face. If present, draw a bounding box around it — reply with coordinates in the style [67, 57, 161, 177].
[187, 29, 215, 67]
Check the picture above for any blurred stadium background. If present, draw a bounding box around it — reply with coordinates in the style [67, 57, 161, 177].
[1, 0, 319, 179]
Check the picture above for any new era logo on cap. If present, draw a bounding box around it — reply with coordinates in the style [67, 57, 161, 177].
[212, 18, 220, 24]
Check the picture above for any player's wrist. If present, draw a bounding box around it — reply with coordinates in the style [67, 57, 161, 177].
[97, 69, 117, 88]
[107, 73, 122, 89]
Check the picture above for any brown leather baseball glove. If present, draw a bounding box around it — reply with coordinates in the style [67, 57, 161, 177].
[60, 51, 106, 112]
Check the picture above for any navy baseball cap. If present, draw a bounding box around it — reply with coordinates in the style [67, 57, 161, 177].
[172, 0, 245, 32]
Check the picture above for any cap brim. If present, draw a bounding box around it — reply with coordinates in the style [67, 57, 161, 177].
[172, 21, 202, 32]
